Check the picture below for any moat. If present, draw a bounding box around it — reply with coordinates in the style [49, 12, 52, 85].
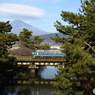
[1, 66, 61, 95]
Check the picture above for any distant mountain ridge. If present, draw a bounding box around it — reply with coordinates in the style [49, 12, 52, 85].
[10, 20, 49, 36]
[38, 32, 68, 44]
[10, 20, 68, 45]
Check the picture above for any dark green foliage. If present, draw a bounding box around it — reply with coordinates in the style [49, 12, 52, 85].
[31, 36, 44, 46]
[18, 28, 49, 49]
[50, 34, 64, 44]
[42, 44, 50, 49]
[18, 28, 33, 48]
[0, 56, 17, 85]
[32, 44, 50, 50]
[0, 21, 12, 33]
[0, 21, 18, 86]
[31, 36, 46, 49]
[52, 0, 95, 95]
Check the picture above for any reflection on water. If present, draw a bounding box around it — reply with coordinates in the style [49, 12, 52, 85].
[4, 84, 60, 95]
[2, 66, 60, 95]
[39, 66, 58, 79]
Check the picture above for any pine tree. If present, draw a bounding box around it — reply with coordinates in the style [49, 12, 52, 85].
[52, 0, 95, 95]
[31, 36, 44, 49]
[32, 36, 44, 46]
[18, 28, 45, 49]
[0, 21, 18, 85]
[18, 28, 33, 48]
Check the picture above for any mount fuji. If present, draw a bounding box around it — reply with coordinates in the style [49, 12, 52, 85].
[10, 20, 49, 36]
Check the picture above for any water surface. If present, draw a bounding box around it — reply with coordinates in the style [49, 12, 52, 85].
[3, 66, 61, 95]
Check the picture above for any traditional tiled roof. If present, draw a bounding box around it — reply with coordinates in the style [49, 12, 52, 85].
[8, 44, 34, 56]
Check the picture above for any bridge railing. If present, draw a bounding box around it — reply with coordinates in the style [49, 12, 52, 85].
[15, 56, 66, 61]
[16, 56, 64, 59]
[16, 56, 32, 59]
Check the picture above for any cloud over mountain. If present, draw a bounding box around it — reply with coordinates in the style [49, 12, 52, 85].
[0, 4, 45, 20]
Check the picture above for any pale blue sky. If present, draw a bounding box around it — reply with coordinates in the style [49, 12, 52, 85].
[0, 0, 81, 33]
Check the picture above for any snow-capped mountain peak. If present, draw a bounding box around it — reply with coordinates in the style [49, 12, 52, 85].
[10, 20, 49, 36]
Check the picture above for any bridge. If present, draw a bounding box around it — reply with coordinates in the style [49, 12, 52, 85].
[16, 56, 65, 68]
[15, 50, 66, 73]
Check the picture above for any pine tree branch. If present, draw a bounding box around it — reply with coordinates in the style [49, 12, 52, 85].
[83, 41, 93, 50]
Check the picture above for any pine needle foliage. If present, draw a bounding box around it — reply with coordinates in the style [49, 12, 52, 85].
[0, 21, 18, 86]
[52, 0, 95, 95]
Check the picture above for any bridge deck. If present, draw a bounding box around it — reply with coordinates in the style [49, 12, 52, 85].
[15, 56, 65, 69]
[16, 58, 65, 61]
[15, 56, 66, 61]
